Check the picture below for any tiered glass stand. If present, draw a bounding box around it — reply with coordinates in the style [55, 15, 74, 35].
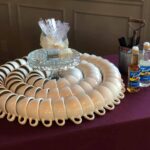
[27, 48, 80, 79]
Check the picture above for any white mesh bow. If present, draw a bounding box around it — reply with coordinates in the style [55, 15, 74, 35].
[38, 18, 70, 42]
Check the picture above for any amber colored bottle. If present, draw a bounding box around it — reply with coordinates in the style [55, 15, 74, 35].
[127, 46, 140, 93]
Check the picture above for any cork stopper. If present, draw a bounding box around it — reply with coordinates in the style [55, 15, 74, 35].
[143, 42, 150, 51]
[132, 46, 139, 54]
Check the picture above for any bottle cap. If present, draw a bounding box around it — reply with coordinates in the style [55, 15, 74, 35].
[148, 44, 150, 51]
[143, 42, 150, 50]
[132, 46, 139, 54]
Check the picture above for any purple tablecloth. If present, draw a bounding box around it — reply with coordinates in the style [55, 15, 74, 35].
[0, 55, 150, 150]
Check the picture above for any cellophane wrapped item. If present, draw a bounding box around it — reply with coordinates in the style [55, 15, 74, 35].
[39, 18, 70, 50]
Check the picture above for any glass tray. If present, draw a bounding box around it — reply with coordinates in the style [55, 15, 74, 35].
[27, 48, 80, 78]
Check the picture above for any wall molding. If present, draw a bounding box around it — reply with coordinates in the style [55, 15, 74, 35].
[74, 0, 144, 6]
[139, 0, 150, 42]
[17, 4, 65, 20]
[0, 2, 12, 27]
[17, 4, 65, 43]
[73, 10, 130, 46]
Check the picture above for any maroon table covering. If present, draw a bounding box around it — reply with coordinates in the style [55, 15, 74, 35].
[0, 55, 150, 150]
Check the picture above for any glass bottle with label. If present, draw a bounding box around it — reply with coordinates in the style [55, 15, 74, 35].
[140, 42, 150, 87]
[127, 46, 140, 93]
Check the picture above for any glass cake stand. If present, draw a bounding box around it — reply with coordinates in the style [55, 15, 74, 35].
[27, 48, 80, 79]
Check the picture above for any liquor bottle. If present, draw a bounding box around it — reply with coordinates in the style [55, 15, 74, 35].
[140, 42, 150, 87]
[127, 46, 140, 93]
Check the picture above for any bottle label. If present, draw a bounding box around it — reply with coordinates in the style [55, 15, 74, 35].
[140, 66, 150, 82]
[129, 71, 140, 87]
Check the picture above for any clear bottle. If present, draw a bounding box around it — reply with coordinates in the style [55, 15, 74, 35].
[140, 42, 150, 87]
[127, 46, 140, 93]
